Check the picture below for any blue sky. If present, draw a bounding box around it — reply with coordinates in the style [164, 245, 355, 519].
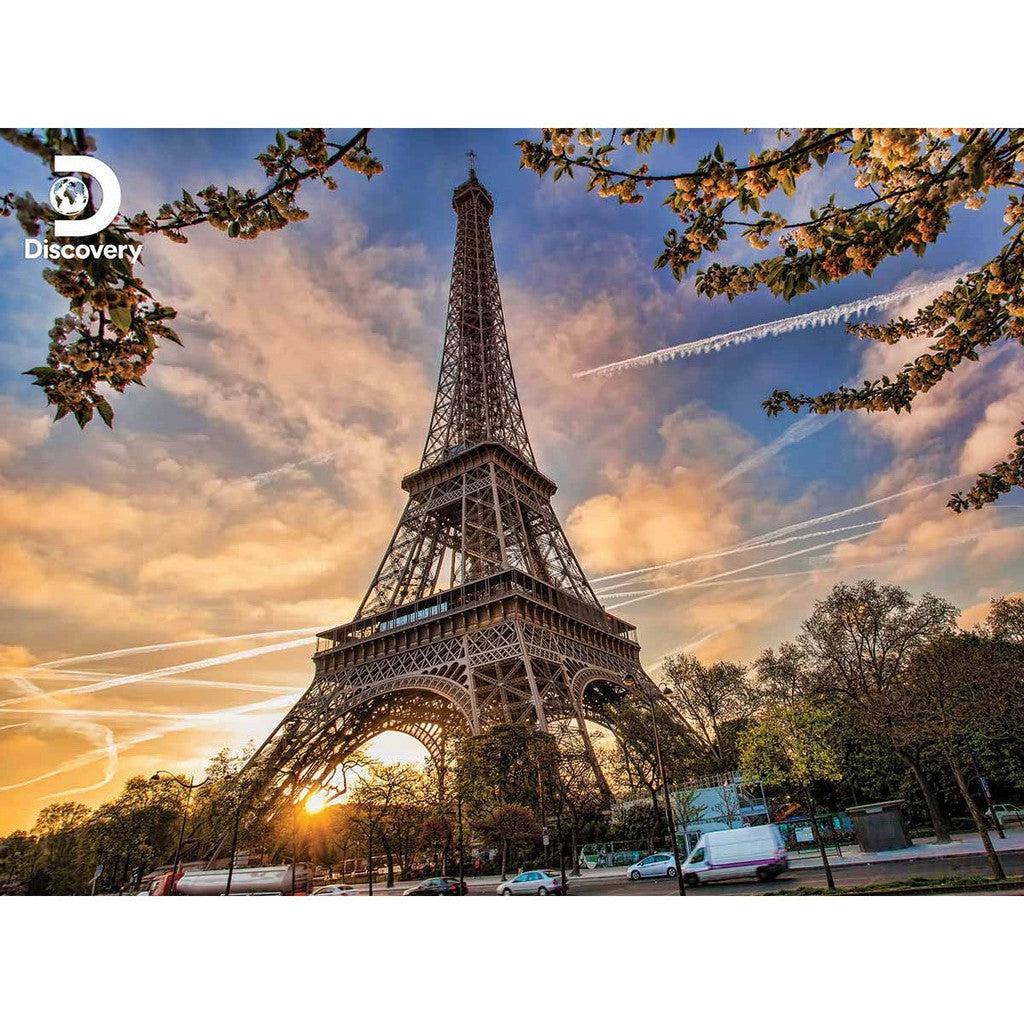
[1, 129, 1021, 828]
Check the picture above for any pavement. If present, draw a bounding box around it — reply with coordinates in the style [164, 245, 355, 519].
[340, 825, 1024, 896]
[785, 825, 1024, 870]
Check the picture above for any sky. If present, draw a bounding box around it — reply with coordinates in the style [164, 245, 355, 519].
[1, 128, 1022, 832]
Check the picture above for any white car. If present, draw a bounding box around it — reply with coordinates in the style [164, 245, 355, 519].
[496, 870, 565, 895]
[311, 883, 359, 896]
[626, 852, 678, 880]
[987, 804, 1024, 827]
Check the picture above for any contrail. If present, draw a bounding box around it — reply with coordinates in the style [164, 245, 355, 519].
[1, 667, 302, 694]
[606, 519, 1024, 613]
[642, 580, 813, 673]
[0, 693, 296, 795]
[575, 275, 962, 378]
[599, 566, 827, 600]
[591, 476, 958, 584]
[30, 626, 326, 672]
[593, 520, 883, 589]
[0, 636, 317, 708]
[250, 451, 334, 487]
[0, 702, 296, 722]
[606, 529, 879, 610]
[5, 674, 118, 800]
[751, 477, 960, 545]
[719, 416, 833, 486]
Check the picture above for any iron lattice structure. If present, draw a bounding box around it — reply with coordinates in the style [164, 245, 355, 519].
[247, 170, 649, 811]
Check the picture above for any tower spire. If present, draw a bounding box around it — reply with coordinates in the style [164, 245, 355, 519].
[419, 170, 535, 469]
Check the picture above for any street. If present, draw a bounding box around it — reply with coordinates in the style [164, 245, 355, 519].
[457, 851, 1024, 895]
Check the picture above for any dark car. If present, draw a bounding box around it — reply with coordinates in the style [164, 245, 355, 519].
[402, 876, 467, 896]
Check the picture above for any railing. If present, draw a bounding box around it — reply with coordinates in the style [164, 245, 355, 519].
[315, 568, 635, 654]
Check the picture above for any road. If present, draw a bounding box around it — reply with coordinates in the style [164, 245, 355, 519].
[462, 851, 1024, 895]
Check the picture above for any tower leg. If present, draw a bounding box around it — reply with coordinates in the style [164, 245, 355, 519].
[515, 619, 548, 730]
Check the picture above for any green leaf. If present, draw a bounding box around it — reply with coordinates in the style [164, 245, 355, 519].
[23, 366, 56, 381]
[94, 396, 114, 428]
[109, 305, 132, 332]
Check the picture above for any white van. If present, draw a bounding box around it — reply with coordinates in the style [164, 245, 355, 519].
[680, 825, 788, 885]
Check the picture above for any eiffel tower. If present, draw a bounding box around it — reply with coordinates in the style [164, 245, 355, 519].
[247, 166, 649, 810]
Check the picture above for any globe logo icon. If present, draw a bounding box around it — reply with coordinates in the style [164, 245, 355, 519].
[49, 176, 89, 218]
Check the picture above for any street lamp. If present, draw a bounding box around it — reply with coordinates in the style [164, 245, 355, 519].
[224, 791, 244, 896]
[456, 786, 466, 890]
[625, 674, 686, 896]
[151, 772, 210, 884]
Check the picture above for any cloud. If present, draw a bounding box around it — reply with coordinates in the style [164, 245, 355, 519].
[566, 404, 755, 575]
[0, 397, 51, 465]
[957, 360, 1024, 475]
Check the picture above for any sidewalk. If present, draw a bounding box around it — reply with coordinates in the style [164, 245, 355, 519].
[787, 826, 1024, 872]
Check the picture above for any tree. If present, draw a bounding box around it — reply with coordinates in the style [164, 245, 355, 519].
[457, 723, 555, 814]
[85, 776, 181, 892]
[475, 804, 540, 881]
[987, 595, 1024, 644]
[184, 744, 273, 863]
[348, 762, 422, 888]
[670, 786, 706, 854]
[550, 721, 613, 875]
[456, 724, 556, 879]
[797, 580, 957, 842]
[29, 802, 91, 894]
[606, 697, 693, 851]
[1, 128, 380, 429]
[901, 630, 1024, 879]
[0, 832, 37, 892]
[660, 654, 751, 773]
[740, 697, 843, 891]
[518, 128, 1024, 511]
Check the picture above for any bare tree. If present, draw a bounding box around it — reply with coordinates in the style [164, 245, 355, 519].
[798, 580, 957, 842]
[902, 630, 1024, 880]
[661, 655, 751, 773]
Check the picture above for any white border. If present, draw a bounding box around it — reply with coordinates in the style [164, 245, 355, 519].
[0, 894, 1017, 1018]
[1, 1, 1020, 125]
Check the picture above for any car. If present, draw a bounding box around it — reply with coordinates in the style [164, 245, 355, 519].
[626, 852, 678, 880]
[496, 870, 565, 895]
[986, 803, 1024, 827]
[403, 876, 467, 896]
[311, 883, 359, 896]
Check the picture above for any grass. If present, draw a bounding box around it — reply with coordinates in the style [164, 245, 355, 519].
[767, 873, 1024, 895]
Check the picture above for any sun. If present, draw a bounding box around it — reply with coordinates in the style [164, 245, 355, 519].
[305, 790, 328, 815]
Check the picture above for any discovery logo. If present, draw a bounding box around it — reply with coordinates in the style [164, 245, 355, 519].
[24, 155, 142, 264]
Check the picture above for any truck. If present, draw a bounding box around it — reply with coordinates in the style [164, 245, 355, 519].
[680, 824, 788, 886]
[140, 863, 314, 896]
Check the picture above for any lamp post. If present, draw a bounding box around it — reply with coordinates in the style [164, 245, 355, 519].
[456, 786, 465, 890]
[151, 772, 210, 884]
[225, 793, 244, 896]
[626, 674, 686, 896]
